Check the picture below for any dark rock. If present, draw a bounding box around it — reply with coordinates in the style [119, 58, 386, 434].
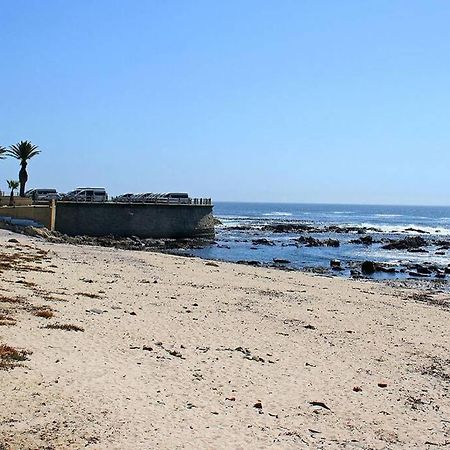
[382, 236, 427, 251]
[273, 258, 290, 264]
[407, 248, 428, 253]
[404, 228, 429, 234]
[350, 235, 374, 245]
[409, 271, 429, 278]
[252, 238, 275, 246]
[330, 260, 342, 270]
[325, 239, 340, 247]
[237, 260, 261, 267]
[361, 261, 376, 275]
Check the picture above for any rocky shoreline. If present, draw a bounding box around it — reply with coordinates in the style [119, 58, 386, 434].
[1, 220, 449, 291]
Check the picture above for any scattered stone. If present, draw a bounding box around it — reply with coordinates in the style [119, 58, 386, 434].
[378, 382, 388, 388]
[353, 386, 362, 392]
[253, 401, 263, 409]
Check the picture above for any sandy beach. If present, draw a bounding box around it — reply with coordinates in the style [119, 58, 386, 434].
[0, 229, 448, 449]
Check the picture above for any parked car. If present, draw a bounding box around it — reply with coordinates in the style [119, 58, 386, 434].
[61, 188, 108, 202]
[113, 193, 135, 202]
[25, 188, 59, 201]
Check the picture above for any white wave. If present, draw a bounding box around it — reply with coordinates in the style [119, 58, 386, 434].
[359, 222, 450, 235]
[374, 214, 404, 218]
[262, 212, 293, 217]
[331, 211, 354, 214]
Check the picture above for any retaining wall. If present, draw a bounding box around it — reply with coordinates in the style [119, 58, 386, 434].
[54, 202, 215, 238]
[0, 205, 53, 229]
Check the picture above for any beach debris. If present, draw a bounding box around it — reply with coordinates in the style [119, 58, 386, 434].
[142, 345, 153, 351]
[309, 401, 332, 411]
[304, 324, 316, 330]
[253, 401, 263, 409]
[225, 397, 236, 401]
[7, 238, 19, 243]
[377, 382, 388, 388]
[75, 292, 102, 299]
[86, 308, 104, 314]
[205, 261, 219, 267]
[129, 311, 137, 316]
[353, 386, 363, 392]
[43, 323, 84, 332]
[0, 344, 31, 370]
[80, 278, 94, 283]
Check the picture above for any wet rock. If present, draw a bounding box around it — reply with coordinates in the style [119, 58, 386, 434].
[350, 235, 374, 245]
[361, 261, 376, 275]
[273, 258, 290, 264]
[382, 236, 427, 251]
[330, 260, 342, 270]
[404, 227, 429, 234]
[237, 260, 261, 267]
[252, 238, 275, 246]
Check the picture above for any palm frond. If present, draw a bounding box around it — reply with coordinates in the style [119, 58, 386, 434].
[7, 180, 19, 190]
[0, 146, 6, 159]
[7, 141, 41, 161]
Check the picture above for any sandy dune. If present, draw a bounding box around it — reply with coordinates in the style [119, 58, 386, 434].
[0, 229, 448, 449]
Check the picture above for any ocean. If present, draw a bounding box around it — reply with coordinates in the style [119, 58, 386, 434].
[189, 202, 450, 280]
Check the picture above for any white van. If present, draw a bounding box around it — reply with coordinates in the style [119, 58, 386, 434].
[25, 188, 59, 201]
[62, 188, 108, 202]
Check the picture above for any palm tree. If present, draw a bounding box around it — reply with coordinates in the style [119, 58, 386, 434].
[6, 180, 19, 206]
[0, 146, 6, 159]
[7, 141, 40, 197]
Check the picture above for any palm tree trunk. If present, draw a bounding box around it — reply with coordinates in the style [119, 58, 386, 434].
[19, 162, 28, 197]
[9, 189, 14, 206]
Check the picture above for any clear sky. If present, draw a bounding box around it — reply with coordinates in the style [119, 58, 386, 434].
[1, 1, 449, 205]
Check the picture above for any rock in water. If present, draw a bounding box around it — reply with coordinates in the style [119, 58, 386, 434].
[361, 261, 376, 274]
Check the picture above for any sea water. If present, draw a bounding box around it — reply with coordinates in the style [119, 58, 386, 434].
[190, 202, 450, 280]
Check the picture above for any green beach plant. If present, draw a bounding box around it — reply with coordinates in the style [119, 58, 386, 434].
[6, 180, 19, 206]
[7, 141, 40, 197]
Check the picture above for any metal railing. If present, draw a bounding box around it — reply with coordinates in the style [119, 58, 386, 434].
[112, 197, 212, 205]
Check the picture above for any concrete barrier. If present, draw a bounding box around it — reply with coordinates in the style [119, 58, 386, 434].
[0, 196, 32, 206]
[55, 202, 215, 238]
[0, 205, 53, 229]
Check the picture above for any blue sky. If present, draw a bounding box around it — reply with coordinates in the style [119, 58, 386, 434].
[1, 1, 449, 205]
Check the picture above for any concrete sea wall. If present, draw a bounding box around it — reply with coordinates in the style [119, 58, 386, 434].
[0, 205, 54, 229]
[54, 202, 215, 238]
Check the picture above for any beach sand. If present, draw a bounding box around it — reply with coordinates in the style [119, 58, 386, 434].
[0, 229, 448, 449]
